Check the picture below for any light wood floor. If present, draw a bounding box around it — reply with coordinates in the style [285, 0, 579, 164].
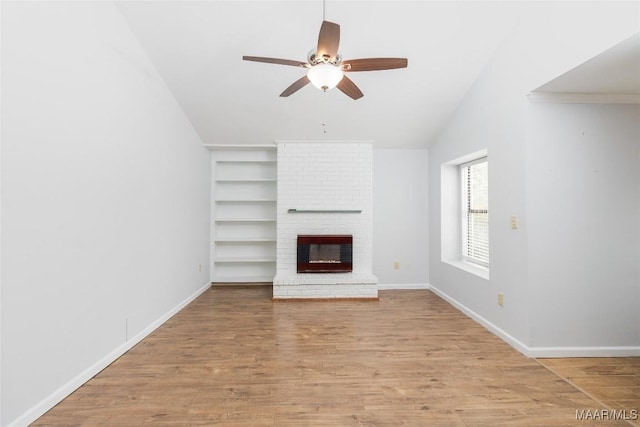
[537, 357, 640, 427]
[34, 286, 638, 426]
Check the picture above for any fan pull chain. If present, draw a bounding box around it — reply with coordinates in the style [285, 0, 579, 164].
[322, 91, 328, 134]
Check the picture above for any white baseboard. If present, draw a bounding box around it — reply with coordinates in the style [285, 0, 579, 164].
[428, 283, 640, 358]
[427, 283, 531, 357]
[528, 346, 640, 358]
[378, 283, 430, 290]
[9, 281, 212, 427]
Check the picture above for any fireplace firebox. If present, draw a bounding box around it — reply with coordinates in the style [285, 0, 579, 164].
[297, 235, 353, 273]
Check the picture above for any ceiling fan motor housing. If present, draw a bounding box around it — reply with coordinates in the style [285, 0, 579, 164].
[308, 50, 342, 66]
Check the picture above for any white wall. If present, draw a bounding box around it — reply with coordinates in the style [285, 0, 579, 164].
[526, 103, 640, 349]
[373, 149, 429, 286]
[428, 1, 639, 355]
[1, 2, 210, 425]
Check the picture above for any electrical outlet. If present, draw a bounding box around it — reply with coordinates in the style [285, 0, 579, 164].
[510, 216, 518, 229]
[198, 263, 202, 272]
[393, 261, 400, 270]
[498, 293, 504, 307]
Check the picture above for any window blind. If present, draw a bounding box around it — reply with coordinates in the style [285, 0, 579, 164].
[461, 158, 489, 267]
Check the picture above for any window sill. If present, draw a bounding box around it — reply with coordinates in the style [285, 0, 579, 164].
[443, 259, 490, 280]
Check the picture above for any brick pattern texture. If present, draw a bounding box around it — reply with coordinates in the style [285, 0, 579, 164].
[273, 142, 378, 299]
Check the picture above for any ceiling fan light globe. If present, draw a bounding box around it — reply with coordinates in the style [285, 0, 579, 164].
[307, 63, 343, 92]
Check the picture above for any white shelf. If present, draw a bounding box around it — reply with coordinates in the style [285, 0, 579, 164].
[215, 238, 276, 243]
[287, 208, 362, 214]
[214, 218, 275, 222]
[205, 144, 276, 151]
[212, 277, 274, 284]
[215, 199, 276, 203]
[215, 179, 277, 183]
[215, 257, 276, 263]
[215, 160, 276, 164]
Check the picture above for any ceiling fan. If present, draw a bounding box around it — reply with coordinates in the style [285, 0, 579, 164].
[243, 20, 408, 100]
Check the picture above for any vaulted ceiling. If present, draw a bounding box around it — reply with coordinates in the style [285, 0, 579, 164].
[117, 1, 638, 148]
[533, 33, 640, 97]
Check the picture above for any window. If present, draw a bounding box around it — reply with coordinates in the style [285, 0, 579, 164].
[461, 158, 489, 267]
[441, 149, 488, 279]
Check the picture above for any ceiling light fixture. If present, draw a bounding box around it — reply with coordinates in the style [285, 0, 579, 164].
[307, 63, 344, 92]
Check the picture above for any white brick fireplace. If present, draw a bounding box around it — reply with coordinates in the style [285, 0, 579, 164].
[273, 141, 378, 299]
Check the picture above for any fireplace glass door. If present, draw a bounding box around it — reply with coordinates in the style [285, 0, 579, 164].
[297, 235, 353, 273]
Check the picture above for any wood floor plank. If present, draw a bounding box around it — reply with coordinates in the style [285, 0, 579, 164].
[33, 286, 637, 426]
[538, 356, 640, 427]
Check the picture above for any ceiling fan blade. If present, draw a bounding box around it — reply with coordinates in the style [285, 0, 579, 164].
[317, 21, 340, 61]
[337, 75, 364, 100]
[243, 56, 308, 68]
[280, 76, 311, 97]
[342, 58, 408, 72]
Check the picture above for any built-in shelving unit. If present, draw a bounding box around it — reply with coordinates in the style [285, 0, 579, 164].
[209, 146, 277, 284]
